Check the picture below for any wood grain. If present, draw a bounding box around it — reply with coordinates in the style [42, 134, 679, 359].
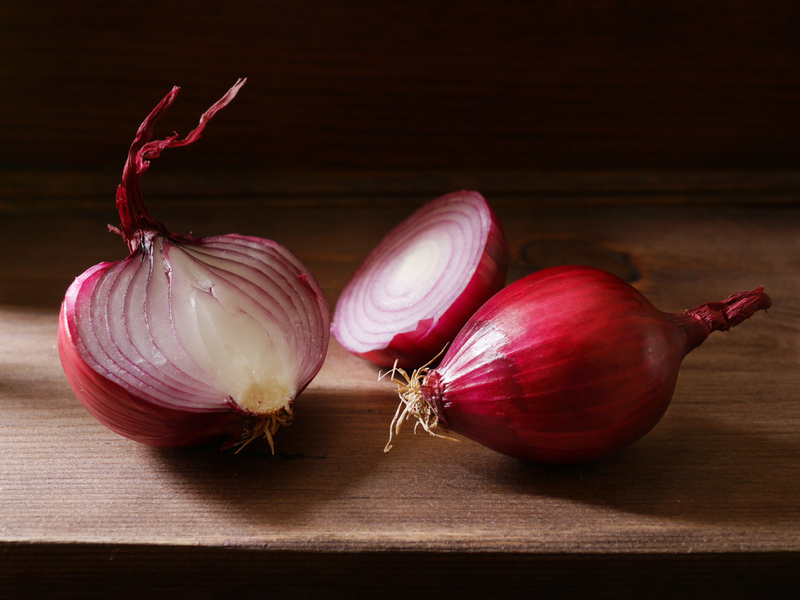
[3, 1, 800, 171]
[1, 171, 799, 597]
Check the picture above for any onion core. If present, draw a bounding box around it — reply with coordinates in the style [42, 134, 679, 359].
[385, 265, 771, 463]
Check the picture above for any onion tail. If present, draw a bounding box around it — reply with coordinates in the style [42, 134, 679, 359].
[676, 286, 772, 352]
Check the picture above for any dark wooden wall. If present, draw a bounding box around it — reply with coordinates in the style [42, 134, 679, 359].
[3, 0, 800, 172]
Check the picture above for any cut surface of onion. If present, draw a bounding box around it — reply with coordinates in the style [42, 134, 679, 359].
[58, 80, 330, 449]
[384, 265, 771, 464]
[331, 191, 507, 368]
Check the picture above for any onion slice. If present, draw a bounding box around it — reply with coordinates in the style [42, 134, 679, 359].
[58, 80, 330, 449]
[331, 191, 507, 368]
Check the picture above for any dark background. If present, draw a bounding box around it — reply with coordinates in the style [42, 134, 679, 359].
[3, 0, 800, 174]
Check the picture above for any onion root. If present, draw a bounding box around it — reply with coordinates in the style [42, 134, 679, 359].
[383, 351, 457, 452]
[230, 406, 294, 454]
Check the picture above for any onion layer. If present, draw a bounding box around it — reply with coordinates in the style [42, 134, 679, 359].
[332, 191, 507, 369]
[385, 265, 771, 463]
[58, 80, 330, 449]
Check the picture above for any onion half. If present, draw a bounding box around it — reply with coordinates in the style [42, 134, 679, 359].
[385, 265, 771, 463]
[331, 191, 507, 368]
[58, 80, 330, 449]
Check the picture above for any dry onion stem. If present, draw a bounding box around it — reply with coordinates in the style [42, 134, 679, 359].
[383, 350, 458, 452]
[234, 407, 294, 454]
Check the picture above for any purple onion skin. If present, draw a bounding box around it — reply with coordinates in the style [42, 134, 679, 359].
[421, 266, 771, 464]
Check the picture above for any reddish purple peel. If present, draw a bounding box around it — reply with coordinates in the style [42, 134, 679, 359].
[387, 266, 771, 464]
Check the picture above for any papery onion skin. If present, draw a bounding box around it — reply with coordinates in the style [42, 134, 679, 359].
[332, 190, 507, 369]
[57, 80, 330, 449]
[391, 265, 771, 463]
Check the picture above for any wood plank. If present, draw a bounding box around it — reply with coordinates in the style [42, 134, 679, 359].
[4, 169, 800, 203]
[1, 174, 799, 595]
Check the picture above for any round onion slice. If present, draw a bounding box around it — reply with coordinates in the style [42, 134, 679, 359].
[58, 80, 330, 449]
[331, 191, 507, 368]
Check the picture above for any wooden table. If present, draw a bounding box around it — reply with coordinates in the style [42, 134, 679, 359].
[1, 170, 799, 598]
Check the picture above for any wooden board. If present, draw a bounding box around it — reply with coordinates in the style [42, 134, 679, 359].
[1, 171, 799, 597]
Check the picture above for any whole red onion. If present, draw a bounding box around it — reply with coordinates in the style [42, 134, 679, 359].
[385, 265, 771, 463]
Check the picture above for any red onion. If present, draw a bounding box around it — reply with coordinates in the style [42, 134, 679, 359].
[385, 265, 771, 463]
[331, 190, 507, 368]
[58, 80, 330, 450]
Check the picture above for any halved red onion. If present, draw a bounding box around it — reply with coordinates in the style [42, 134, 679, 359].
[331, 191, 507, 368]
[385, 265, 771, 463]
[58, 80, 330, 449]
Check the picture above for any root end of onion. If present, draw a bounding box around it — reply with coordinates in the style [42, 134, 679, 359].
[382, 356, 458, 453]
[235, 381, 293, 416]
[233, 406, 293, 454]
